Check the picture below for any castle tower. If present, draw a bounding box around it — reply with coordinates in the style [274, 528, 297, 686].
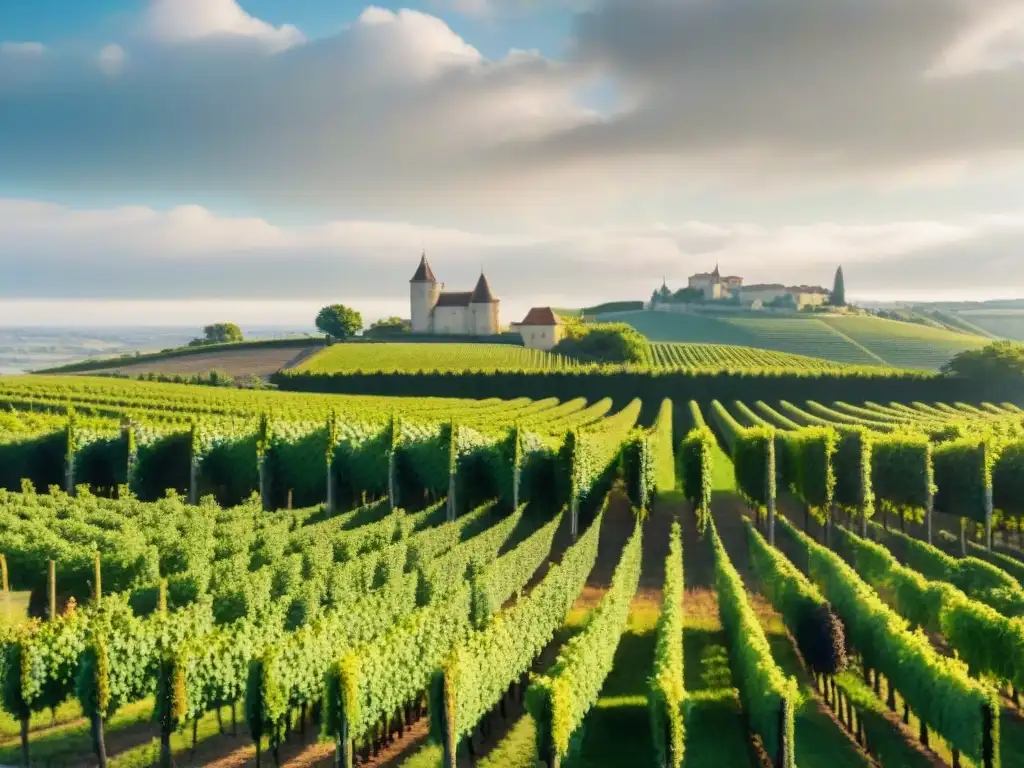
[410, 252, 440, 333]
[469, 272, 500, 335]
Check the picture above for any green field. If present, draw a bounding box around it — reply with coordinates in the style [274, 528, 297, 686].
[598, 309, 987, 370]
[645, 342, 858, 372]
[296, 342, 572, 373]
[952, 310, 1024, 341]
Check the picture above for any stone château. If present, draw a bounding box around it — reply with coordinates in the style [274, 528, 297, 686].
[409, 253, 500, 335]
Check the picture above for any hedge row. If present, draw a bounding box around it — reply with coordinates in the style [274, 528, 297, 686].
[834, 524, 1024, 693]
[527, 520, 643, 767]
[778, 516, 999, 764]
[649, 521, 685, 768]
[746, 521, 846, 676]
[869, 522, 1024, 616]
[429, 508, 601, 764]
[709, 519, 796, 767]
[272, 368, 1024, 410]
[324, 506, 599, 763]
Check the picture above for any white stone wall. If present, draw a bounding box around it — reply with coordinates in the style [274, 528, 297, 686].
[410, 282, 441, 333]
[794, 292, 828, 308]
[433, 306, 471, 334]
[740, 287, 790, 304]
[470, 302, 500, 335]
[520, 324, 563, 350]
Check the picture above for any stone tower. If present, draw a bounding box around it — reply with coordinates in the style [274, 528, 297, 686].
[410, 253, 440, 333]
[469, 272, 500, 335]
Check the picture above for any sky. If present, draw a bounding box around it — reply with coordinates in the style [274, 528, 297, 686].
[1, 0, 1024, 327]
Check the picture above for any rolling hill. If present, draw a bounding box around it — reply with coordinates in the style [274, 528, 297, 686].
[596, 310, 988, 370]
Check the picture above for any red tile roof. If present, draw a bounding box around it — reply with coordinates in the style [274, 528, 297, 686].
[471, 273, 497, 303]
[410, 253, 437, 283]
[519, 307, 560, 326]
[435, 292, 472, 307]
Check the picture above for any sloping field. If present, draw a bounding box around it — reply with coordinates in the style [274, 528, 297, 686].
[296, 342, 572, 373]
[817, 315, 987, 369]
[598, 311, 882, 366]
[953, 310, 1024, 341]
[646, 342, 856, 372]
[599, 309, 987, 370]
[87, 345, 318, 378]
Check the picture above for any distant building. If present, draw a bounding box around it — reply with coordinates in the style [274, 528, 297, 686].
[688, 265, 743, 300]
[409, 253, 500, 335]
[740, 284, 830, 309]
[514, 307, 565, 351]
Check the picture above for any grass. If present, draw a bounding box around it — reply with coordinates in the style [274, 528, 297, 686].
[598, 309, 987, 370]
[681, 594, 754, 768]
[296, 342, 572, 373]
[818, 315, 987, 369]
[0, 591, 30, 631]
[753, 603, 868, 768]
[0, 698, 154, 765]
[574, 599, 660, 766]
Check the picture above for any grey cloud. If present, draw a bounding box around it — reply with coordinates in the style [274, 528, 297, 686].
[491, 0, 1024, 177]
[2, 1, 1023, 220]
[1, 201, 1021, 302]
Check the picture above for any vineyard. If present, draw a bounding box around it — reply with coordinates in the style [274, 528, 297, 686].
[597, 309, 988, 370]
[644, 343, 854, 372]
[295, 343, 574, 374]
[1, 372, 1024, 766]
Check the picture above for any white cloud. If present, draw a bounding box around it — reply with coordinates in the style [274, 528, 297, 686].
[0, 41, 46, 57]
[2, 199, 1023, 306]
[1, 1, 1024, 233]
[142, 0, 304, 52]
[97, 44, 127, 76]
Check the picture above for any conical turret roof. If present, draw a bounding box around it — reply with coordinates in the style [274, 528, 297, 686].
[471, 272, 497, 303]
[410, 252, 437, 283]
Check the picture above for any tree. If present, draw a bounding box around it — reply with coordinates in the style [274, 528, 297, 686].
[366, 316, 410, 335]
[553, 321, 650, 364]
[316, 305, 363, 341]
[672, 287, 705, 304]
[830, 266, 847, 307]
[188, 322, 243, 347]
[942, 341, 1024, 379]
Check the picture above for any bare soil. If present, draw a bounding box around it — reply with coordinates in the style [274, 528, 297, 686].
[86, 346, 319, 379]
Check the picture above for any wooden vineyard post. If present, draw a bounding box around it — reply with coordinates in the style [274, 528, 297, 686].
[439, 674, 457, 768]
[124, 420, 137, 496]
[388, 448, 397, 512]
[333, 698, 352, 768]
[48, 559, 56, 621]
[982, 703, 995, 768]
[327, 462, 336, 515]
[984, 483, 994, 552]
[65, 413, 76, 495]
[774, 698, 792, 768]
[570, 494, 579, 542]
[765, 437, 777, 546]
[447, 422, 458, 523]
[1, 553, 8, 593]
[512, 461, 521, 511]
[960, 517, 968, 557]
[93, 551, 102, 604]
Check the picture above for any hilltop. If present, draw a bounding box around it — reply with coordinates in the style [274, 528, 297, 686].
[596, 309, 989, 370]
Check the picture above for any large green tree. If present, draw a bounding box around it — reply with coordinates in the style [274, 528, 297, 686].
[942, 341, 1024, 379]
[188, 322, 243, 346]
[316, 304, 363, 341]
[830, 266, 847, 307]
[203, 323, 244, 343]
[554, 321, 650, 364]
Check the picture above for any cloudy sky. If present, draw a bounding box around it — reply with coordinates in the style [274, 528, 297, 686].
[1, 0, 1023, 326]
